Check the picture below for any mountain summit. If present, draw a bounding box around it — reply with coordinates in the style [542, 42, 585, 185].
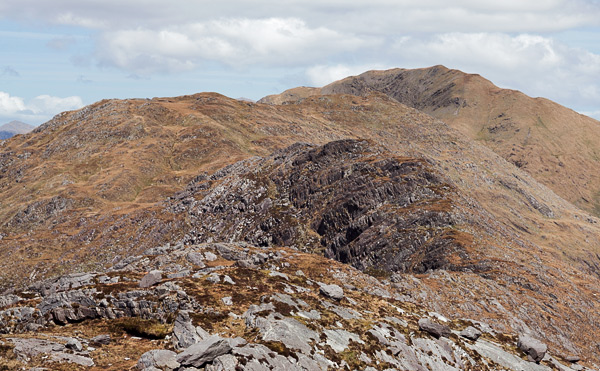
[0, 120, 34, 139]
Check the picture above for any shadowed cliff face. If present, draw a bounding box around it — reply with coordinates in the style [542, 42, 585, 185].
[172, 139, 473, 274]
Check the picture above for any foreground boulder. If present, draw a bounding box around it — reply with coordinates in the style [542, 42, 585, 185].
[517, 335, 547, 363]
[176, 335, 232, 368]
[139, 270, 163, 288]
[319, 283, 344, 301]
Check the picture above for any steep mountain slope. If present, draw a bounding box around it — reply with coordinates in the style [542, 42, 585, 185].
[0, 120, 34, 139]
[0, 92, 600, 366]
[260, 66, 600, 215]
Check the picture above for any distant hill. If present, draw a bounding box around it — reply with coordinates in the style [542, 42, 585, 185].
[0, 120, 34, 139]
[261, 66, 600, 216]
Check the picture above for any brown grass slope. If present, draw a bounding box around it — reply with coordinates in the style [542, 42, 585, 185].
[261, 65, 600, 216]
[0, 92, 599, 362]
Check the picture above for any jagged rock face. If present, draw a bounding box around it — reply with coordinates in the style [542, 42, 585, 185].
[174, 139, 471, 274]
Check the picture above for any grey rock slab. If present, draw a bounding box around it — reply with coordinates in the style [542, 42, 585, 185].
[50, 352, 95, 367]
[176, 335, 232, 368]
[268, 271, 289, 281]
[137, 349, 180, 371]
[323, 329, 364, 352]
[296, 310, 321, 320]
[318, 283, 344, 300]
[418, 318, 451, 338]
[139, 270, 162, 288]
[0, 294, 22, 308]
[518, 335, 548, 363]
[9, 338, 64, 359]
[466, 339, 552, 371]
[254, 314, 319, 354]
[460, 326, 482, 341]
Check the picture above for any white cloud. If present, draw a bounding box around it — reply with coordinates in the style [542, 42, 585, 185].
[2, 0, 599, 33]
[0, 92, 26, 114]
[96, 18, 375, 73]
[0, 92, 83, 125]
[306, 64, 390, 86]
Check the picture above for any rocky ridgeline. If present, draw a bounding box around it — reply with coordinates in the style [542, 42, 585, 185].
[0, 242, 589, 370]
[171, 139, 476, 274]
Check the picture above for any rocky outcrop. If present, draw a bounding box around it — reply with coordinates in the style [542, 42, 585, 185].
[174, 139, 471, 274]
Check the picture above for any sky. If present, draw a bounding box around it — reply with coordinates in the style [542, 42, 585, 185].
[1, 0, 600, 125]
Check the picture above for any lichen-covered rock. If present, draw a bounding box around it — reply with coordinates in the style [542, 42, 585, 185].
[518, 335, 547, 363]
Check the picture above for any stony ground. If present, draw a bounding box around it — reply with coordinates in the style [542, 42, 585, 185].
[0, 241, 590, 370]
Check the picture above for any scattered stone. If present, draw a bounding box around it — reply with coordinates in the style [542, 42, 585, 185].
[206, 273, 220, 284]
[565, 355, 580, 363]
[186, 252, 206, 267]
[517, 335, 547, 363]
[319, 283, 344, 301]
[418, 318, 451, 338]
[460, 326, 482, 341]
[65, 338, 83, 352]
[137, 349, 180, 371]
[176, 336, 232, 368]
[50, 352, 95, 367]
[90, 334, 110, 345]
[269, 271, 289, 281]
[204, 252, 218, 262]
[139, 270, 162, 288]
[222, 296, 233, 306]
[222, 275, 235, 285]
